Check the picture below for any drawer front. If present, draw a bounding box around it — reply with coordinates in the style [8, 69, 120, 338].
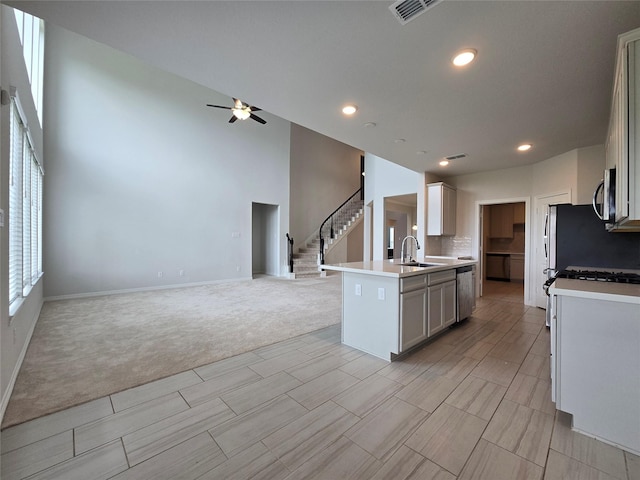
[400, 274, 427, 292]
[428, 269, 456, 286]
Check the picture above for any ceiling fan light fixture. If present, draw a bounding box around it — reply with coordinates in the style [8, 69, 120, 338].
[439, 160, 449, 166]
[232, 107, 251, 120]
[342, 105, 358, 116]
[452, 49, 477, 67]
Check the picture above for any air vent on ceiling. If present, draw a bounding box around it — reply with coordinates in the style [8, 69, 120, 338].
[389, 0, 441, 25]
[445, 153, 467, 160]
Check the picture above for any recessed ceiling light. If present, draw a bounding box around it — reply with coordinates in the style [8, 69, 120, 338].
[363, 122, 376, 128]
[342, 105, 358, 115]
[416, 150, 428, 155]
[439, 160, 449, 166]
[394, 138, 406, 144]
[452, 49, 477, 67]
[517, 143, 532, 152]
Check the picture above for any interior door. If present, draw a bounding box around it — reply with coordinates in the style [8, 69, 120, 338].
[533, 192, 570, 308]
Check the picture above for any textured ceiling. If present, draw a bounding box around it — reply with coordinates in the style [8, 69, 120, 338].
[6, 0, 640, 176]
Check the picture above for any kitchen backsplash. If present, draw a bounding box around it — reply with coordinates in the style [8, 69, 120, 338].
[425, 235, 473, 258]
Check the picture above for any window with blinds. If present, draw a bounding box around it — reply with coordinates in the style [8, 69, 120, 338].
[9, 97, 44, 309]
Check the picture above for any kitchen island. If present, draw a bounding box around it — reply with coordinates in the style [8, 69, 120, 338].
[549, 278, 640, 455]
[322, 257, 477, 361]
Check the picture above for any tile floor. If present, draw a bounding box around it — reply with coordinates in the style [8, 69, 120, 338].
[1, 281, 638, 480]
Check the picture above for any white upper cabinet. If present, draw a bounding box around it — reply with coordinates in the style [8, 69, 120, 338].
[607, 27, 640, 231]
[427, 182, 456, 236]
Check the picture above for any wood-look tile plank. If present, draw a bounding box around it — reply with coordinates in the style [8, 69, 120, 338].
[501, 330, 537, 346]
[482, 399, 554, 466]
[287, 369, 360, 410]
[544, 449, 620, 480]
[395, 371, 459, 413]
[194, 351, 263, 381]
[123, 397, 235, 466]
[1, 397, 113, 454]
[458, 438, 543, 480]
[75, 392, 189, 455]
[427, 352, 479, 381]
[405, 403, 487, 475]
[248, 350, 313, 378]
[505, 372, 555, 415]
[470, 356, 520, 387]
[339, 354, 389, 380]
[110, 432, 225, 480]
[519, 352, 551, 380]
[333, 374, 403, 418]
[253, 338, 309, 360]
[345, 397, 429, 462]
[24, 440, 128, 480]
[198, 442, 289, 480]
[220, 371, 301, 414]
[376, 357, 430, 386]
[460, 340, 494, 361]
[110, 370, 202, 412]
[510, 320, 543, 336]
[369, 445, 455, 480]
[487, 339, 532, 364]
[209, 395, 307, 458]
[0, 431, 73, 480]
[444, 375, 507, 421]
[285, 353, 350, 382]
[296, 336, 341, 357]
[262, 401, 359, 471]
[179, 366, 262, 407]
[284, 436, 381, 480]
[550, 411, 627, 480]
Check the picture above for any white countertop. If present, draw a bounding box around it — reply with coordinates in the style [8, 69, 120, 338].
[550, 278, 640, 304]
[322, 257, 477, 278]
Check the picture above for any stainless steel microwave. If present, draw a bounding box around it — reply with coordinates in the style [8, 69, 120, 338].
[592, 168, 616, 222]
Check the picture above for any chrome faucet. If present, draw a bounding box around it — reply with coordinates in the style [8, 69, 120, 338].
[400, 235, 421, 263]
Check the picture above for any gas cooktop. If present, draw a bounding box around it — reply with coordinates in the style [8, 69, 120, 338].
[556, 269, 640, 284]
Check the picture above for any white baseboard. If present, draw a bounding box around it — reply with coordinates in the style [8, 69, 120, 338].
[1, 301, 42, 423]
[44, 277, 254, 302]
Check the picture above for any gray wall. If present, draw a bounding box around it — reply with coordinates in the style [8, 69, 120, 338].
[43, 25, 292, 297]
[289, 124, 362, 251]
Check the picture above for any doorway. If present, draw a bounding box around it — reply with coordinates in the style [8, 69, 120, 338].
[252, 202, 279, 277]
[479, 201, 527, 301]
[384, 194, 417, 260]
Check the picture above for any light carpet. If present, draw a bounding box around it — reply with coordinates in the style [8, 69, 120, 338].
[2, 274, 342, 428]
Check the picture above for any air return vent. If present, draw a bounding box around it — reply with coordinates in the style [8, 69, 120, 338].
[389, 0, 441, 25]
[445, 153, 467, 160]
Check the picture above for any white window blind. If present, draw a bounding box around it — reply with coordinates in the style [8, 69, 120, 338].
[9, 102, 24, 304]
[9, 96, 44, 309]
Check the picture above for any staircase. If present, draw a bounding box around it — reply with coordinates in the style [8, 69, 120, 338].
[292, 190, 364, 278]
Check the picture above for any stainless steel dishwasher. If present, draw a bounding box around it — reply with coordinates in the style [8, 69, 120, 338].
[456, 265, 474, 322]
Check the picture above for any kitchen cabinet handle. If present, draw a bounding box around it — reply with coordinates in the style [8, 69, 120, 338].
[543, 211, 548, 259]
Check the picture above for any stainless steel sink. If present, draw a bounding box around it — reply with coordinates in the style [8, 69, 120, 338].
[400, 261, 444, 267]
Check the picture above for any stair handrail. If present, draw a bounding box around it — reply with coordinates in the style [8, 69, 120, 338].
[319, 188, 362, 265]
[286, 233, 294, 273]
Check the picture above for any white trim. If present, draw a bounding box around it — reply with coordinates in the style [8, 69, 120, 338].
[43, 277, 254, 302]
[0, 300, 43, 423]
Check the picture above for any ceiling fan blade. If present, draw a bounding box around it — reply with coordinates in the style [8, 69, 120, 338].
[229, 115, 238, 123]
[207, 104, 232, 109]
[249, 106, 262, 112]
[250, 113, 267, 124]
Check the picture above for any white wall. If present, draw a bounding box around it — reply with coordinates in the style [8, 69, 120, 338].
[576, 144, 606, 205]
[43, 25, 292, 297]
[1, 6, 45, 417]
[289, 124, 362, 250]
[364, 153, 420, 261]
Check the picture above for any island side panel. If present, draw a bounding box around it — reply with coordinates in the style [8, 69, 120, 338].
[556, 295, 640, 454]
[341, 272, 399, 361]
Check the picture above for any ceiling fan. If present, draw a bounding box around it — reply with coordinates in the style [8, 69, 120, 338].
[206, 98, 267, 124]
